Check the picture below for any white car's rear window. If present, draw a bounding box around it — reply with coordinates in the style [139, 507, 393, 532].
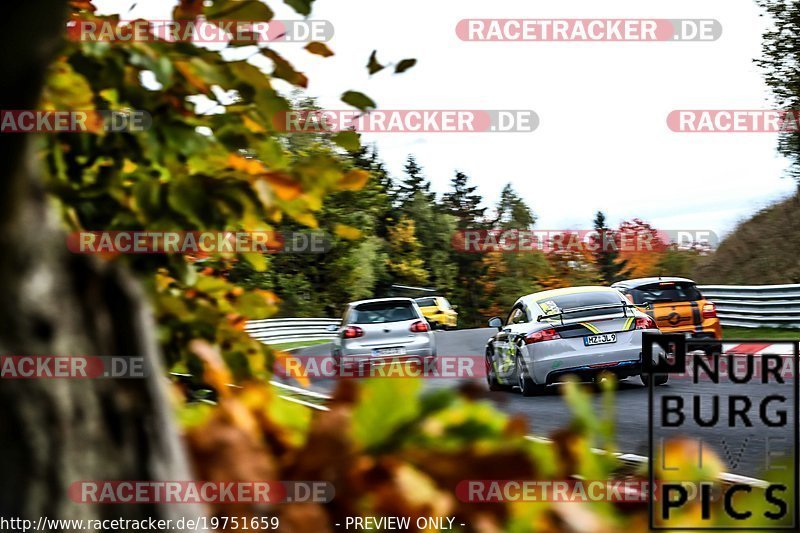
[350, 301, 419, 324]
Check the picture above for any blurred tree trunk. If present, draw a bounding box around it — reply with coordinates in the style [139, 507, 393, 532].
[0, 1, 199, 527]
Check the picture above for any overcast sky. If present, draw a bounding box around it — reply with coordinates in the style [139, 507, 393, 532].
[96, 0, 797, 237]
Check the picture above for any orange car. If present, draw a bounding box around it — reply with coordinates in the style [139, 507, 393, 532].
[611, 277, 722, 354]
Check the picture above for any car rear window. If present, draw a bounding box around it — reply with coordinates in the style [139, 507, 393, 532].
[350, 301, 419, 323]
[537, 291, 627, 319]
[627, 282, 702, 305]
[415, 297, 437, 307]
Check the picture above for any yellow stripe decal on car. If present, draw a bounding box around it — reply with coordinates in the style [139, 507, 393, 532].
[623, 317, 635, 331]
[580, 322, 601, 334]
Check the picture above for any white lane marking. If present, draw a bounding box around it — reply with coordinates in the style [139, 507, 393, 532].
[278, 394, 330, 411]
[270, 379, 332, 400]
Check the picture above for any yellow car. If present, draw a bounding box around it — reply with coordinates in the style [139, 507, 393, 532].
[415, 296, 458, 330]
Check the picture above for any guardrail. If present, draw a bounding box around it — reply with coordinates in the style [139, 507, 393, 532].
[698, 284, 800, 328]
[245, 318, 340, 345]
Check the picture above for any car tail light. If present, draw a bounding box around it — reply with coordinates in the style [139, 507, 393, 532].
[410, 320, 430, 333]
[702, 303, 717, 319]
[635, 316, 657, 330]
[524, 327, 561, 344]
[343, 326, 363, 339]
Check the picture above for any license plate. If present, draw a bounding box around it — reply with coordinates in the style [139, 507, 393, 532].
[371, 347, 405, 356]
[584, 333, 617, 346]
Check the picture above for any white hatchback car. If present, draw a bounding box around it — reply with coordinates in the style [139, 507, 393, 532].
[331, 298, 436, 368]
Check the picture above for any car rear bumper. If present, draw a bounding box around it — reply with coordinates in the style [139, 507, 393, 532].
[545, 360, 642, 385]
[658, 319, 722, 340]
[528, 328, 665, 384]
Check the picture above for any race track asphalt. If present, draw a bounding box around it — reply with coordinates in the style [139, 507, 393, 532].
[290, 328, 797, 479]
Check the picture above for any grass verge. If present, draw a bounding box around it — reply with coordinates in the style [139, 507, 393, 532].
[270, 338, 331, 351]
[723, 326, 800, 340]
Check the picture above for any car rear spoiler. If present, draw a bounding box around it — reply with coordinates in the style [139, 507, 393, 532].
[536, 303, 638, 325]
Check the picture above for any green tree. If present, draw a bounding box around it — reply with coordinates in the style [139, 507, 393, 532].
[396, 155, 433, 208]
[592, 211, 625, 284]
[442, 170, 487, 326]
[757, 0, 800, 189]
[493, 183, 536, 229]
[442, 170, 486, 229]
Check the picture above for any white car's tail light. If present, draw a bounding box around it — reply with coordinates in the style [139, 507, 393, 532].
[343, 326, 364, 338]
[410, 320, 430, 333]
[635, 316, 657, 330]
[524, 327, 561, 344]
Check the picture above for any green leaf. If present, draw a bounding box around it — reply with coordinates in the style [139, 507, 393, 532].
[332, 130, 361, 152]
[366, 50, 384, 75]
[229, 61, 272, 90]
[352, 378, 422, 449]
[255, 89, 291, 123]
[394, 58, 417, 74]
[167, 176, 208, 227]
[341, 90, 376, 111]
[283, 0, 315, 16]
[206, 0, 274, 21]
[256, 138, 289, 169]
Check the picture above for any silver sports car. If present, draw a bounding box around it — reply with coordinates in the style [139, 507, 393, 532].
[331, 298, 436, 368]
[485, 286, 667, 395]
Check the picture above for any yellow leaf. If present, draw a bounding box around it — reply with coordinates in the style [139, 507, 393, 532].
[338, 169, 369, 191]
[301, 193, 323, 211]
[334, 224, 362, 240]
[291, 212, 319, 229]
[122, 159, 138, 173]
[242, 114, 265, 133]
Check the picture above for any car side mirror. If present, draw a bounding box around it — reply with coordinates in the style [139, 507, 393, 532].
[488, 317, 503, 330]
[325, 324, 339, 332]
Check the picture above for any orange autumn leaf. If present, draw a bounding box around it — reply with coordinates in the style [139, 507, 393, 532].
[263, 171, 302, 200]
[69, 0, 96, 12]
[273, 350, 310, 388]
[227, 153, 266, 175]
[174, 60, 209, 93]
[305, 42, 334, 57]
[189, 339, 233, 399]
[338, 169, 369, 191]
